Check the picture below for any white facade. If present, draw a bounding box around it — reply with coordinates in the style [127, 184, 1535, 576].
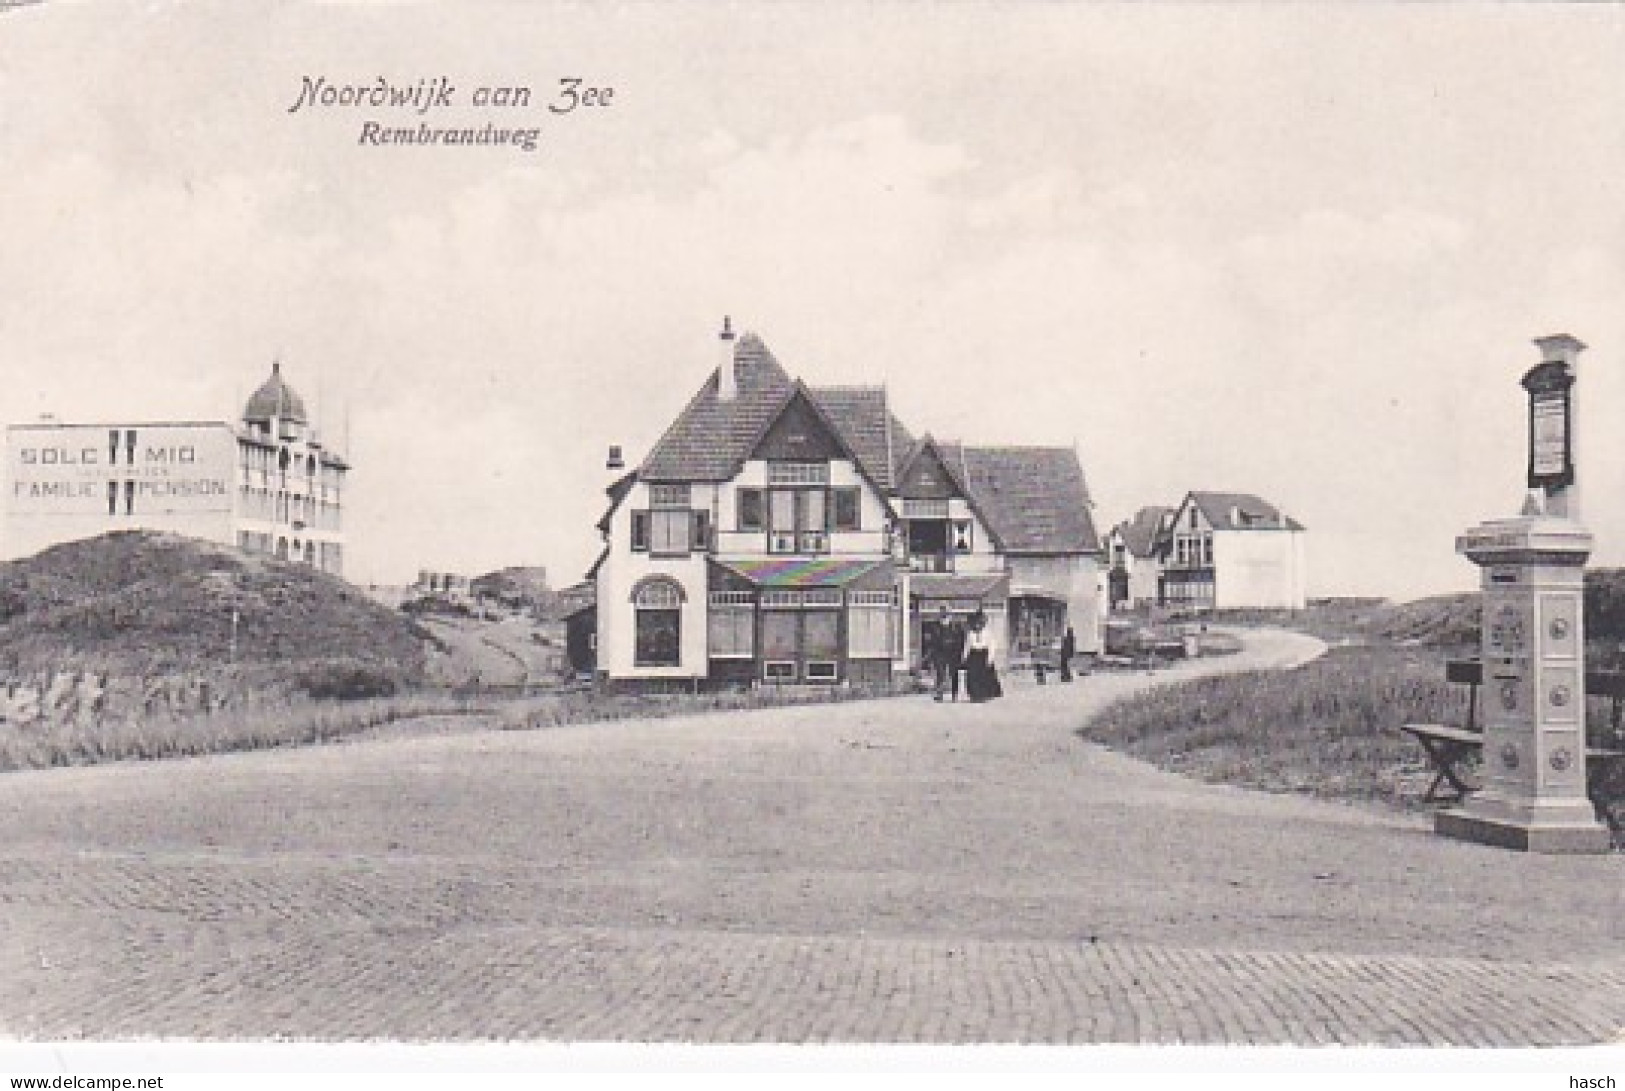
[1007, 554, 1104, 655]
[4, 366, 348, 574]
[1104, 526, 1162, 609]
[5, 422, 237, 558]
[1157, 491, 1307, 612]
[589, 327, 1105, 689]
[713, 459, 890, 560]
[596, 455, 897, 684]
[1128, 556, 1160, 606]
[1211, 528, 1308, 611]
[234, 426, 347, 574]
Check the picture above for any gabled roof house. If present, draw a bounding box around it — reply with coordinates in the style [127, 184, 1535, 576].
[1104, 505, 1174, 609]
[587, 320, 1103, 690]
[1156, 490, 1307, 611]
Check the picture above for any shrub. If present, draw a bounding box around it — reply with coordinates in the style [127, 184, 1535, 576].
[293, 661, 401, 701]
[0, 690, 480, 773]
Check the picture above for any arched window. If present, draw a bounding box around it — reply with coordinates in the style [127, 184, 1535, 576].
[631, 576, 684, 667]
[631, 577, 684, 608]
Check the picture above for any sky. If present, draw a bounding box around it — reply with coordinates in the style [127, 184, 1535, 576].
[2, 2, 1623, 600]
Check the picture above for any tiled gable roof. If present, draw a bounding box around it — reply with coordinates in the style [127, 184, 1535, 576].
[942, 443, 1100, 555]
[638, 334, 796, 481]
[895, 433, 973, 501]
[808, 385, 901, 491]
[627, 326, 1099, 555]
[1188, 491, 1306, 532]
[638, 332, 908, 492]
[887, 413, 916, 484]
[1117, 506, 1172, 557]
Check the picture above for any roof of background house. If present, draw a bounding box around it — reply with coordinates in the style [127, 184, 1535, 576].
[1116, 506, 1173, 556]
[552, 580, 597, 619]
[638, 332, 908, 489]
[941, 443, 1100, 555]
[803, 385, 910, 491]
[1188, 491, 1306, 532]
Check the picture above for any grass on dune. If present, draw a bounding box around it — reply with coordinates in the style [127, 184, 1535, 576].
[1084, 645, 1467, 808]
[1083, 643, 1624, 830]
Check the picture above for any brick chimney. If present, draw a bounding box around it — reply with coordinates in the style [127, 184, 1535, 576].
[716, 315, 737, 401]
[605, 444, 624, 472]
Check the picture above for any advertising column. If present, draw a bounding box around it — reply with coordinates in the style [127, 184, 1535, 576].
[1436, 335, 1610, 853]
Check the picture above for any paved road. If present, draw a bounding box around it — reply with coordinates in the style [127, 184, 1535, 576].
[0, 629, 1620, 1044]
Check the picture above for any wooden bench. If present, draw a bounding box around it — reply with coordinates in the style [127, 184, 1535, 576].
[1404, 659, 1625, 830]
[1401, 659, 1486, 802]
[1402, 723, 1486, 802]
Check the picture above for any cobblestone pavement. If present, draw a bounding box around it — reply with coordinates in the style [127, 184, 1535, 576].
[4, 915, 1623, 1045]
[0, 629, 1620, 1044]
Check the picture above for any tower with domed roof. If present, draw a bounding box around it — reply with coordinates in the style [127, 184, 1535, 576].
[242, 361, 308, 438]
[234, 360, 348, 573]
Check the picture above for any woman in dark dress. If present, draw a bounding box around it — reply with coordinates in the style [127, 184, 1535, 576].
[963, 610, 1001, 703]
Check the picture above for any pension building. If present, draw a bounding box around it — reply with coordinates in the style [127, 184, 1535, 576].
[4, 363, 348, 574]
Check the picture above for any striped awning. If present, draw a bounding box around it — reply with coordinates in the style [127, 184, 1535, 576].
[714, 557, 892, 588]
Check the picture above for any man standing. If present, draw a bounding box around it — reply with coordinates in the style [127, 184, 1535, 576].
[1060, 625, 1076, 683]
[932, 606, 966, 702]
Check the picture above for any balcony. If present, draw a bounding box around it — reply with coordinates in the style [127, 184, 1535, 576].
[767, 530, 830, 555]
[908, 552, 953, 574]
